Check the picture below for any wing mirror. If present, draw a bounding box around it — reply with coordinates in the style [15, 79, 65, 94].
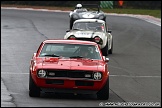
[33, 53, 36, 57]
[107, 30, 112, 33]
[31, 53, 36, 63]
[103, 56, 109, 62]
[66, 29, 70, 32]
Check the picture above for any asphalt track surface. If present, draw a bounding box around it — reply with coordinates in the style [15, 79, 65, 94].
[1, 8, 161, 107]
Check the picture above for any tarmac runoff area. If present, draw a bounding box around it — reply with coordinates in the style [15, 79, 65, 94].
[1, 79, 16, 107]
[1, 7, 161, 107]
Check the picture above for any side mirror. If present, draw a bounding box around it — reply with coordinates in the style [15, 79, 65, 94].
[66, 30, 70, 32]
[31, 53, 36, 64]
[107, 30, 112, 33]
[33, 53, 36, 57]
[103, 56, 109, 62]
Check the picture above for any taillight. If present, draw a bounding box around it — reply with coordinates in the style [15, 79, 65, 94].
[68, 35, 76, 40]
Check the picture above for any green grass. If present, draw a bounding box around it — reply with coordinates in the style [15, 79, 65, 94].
[1, 4, 161, 18]
[102, 8, 161, 18]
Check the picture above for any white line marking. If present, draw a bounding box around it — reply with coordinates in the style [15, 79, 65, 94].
[110, 75, 161, 78]
[1, 72, 29, 74]
[144, 19, 161, 26]
[106, 13, 161, 27]
[1, 72, 161, 78]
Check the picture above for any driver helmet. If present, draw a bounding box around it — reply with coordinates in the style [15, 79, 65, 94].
[80, 47, 90, 57]
[75, 4, 82, 9]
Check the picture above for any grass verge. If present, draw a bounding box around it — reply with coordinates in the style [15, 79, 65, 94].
[1, 4, 161, 18]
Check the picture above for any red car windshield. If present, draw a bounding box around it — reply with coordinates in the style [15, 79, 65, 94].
[39, 43, 102, 60]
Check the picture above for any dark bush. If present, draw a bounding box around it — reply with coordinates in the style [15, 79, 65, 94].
[1, 1, 161, 9]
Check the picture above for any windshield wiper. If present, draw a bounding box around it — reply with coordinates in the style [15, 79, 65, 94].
[70, 56, 93, 61]
[69, 56, 84, 58]
[44, 54, 60, 57]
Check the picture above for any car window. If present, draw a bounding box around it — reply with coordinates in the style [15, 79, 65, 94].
[74, 8, 87, 13]
[73, 22, 105, 31]
[39, 43, 101, 60]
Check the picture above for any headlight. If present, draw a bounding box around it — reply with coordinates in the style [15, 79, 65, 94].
[99, 15, 104, 20]
[93, 36, 103, 45]
[68, 35, 76, 40]
[93, 72, 102, 80]
[94, 36, 101, 43]
[37, 70, 46, 78]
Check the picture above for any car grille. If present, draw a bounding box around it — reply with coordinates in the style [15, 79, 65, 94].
[45, 80, 94, 86]
[46, 70, 94, 79]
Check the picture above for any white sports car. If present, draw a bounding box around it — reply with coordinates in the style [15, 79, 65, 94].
[64, 19, 113, 56]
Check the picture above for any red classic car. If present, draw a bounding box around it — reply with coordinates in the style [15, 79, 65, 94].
[29, 39, 110, 100]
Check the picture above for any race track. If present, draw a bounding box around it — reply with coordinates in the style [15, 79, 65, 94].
[1, 8, 161, 107]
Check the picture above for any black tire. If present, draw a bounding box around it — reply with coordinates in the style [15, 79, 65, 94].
[108, 39, 113, 54]
[97, 77, 109, 100]
[104, 16, 106, 22]
[101, 41, 108, 56]
[29, 72, 40, 97]
[70, 18, 74, 29]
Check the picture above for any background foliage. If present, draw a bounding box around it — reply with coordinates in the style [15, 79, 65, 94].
[1, 1, 161, 9]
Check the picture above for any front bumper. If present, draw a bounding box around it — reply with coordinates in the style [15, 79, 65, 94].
[31, 74, 108, 92]
[41, 88, 98, 94]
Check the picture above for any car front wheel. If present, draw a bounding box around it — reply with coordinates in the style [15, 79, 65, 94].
[97, 77, 109, 100]
[70, 18, 74, 29]
[108, 39, 113, 54]
[29, 72, 40, 97]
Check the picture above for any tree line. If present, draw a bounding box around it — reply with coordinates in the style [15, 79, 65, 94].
[1, 1, 161, 9]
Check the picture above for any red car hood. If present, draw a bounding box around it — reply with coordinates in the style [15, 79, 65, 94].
[35, 57, 104, 71]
